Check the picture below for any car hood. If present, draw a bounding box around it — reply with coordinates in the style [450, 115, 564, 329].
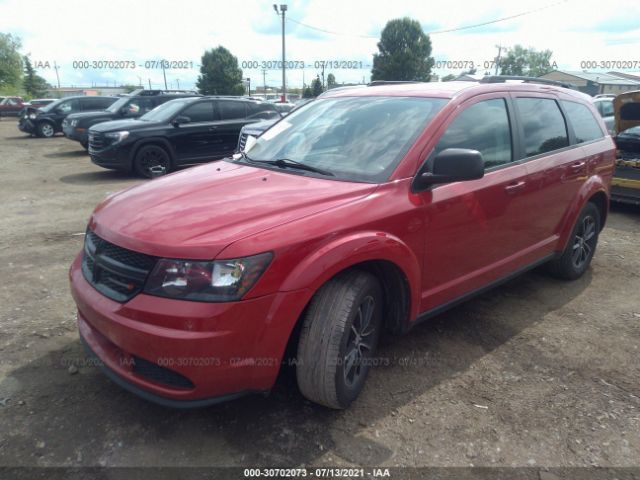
[90, 161, 377, 260]
[90, 118, 157, 132]
[66, 111, 113, 122]
[618, 126, 640, 138]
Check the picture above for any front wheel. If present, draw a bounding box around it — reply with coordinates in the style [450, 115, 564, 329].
[547, 202, 600, 280]
[296, 270, 383, 409]
[133, 145, 171, 178]
[36, 122, 55, 138]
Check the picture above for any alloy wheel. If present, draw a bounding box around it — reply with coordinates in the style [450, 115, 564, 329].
[343, 296, 376, 388]
[572, 214, 596, 269]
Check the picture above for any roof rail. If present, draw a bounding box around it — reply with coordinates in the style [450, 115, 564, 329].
[137, 89, 201, 96]
[479, 75, 576, 89]
[367, 81, 424, 86]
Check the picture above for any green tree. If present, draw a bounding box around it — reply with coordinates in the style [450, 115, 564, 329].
[441, 74, 456, 82]
[311, 76, 323, 97]
[22, 56, 50, 98]
[371, 18, 434, 82]
[302, 86, 314, 98]
[499, 45, 556, 77]
[0, 33, 23, 93]
[196, 46, 244, 95]
[327, 73, 336, 89]
[122, 84, 139, 93]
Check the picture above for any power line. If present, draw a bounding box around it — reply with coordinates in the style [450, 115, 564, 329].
[286, 0, 568, 39]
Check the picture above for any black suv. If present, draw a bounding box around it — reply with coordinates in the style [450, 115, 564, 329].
[19, 96, 116, 138]
[88, 96, 281, 177]
[63, 89, 200, 150]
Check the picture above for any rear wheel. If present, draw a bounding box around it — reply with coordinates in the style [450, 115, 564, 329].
[36, 122, 55, 138]
[81, 140, 88, 151]
[547, 202, 600, 280]
[133, 145, 171, 178]
[296, 270, 383, 409]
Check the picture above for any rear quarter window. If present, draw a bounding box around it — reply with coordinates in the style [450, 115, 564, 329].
[561, 100, 604, 143]
[516, 98, 569, 157]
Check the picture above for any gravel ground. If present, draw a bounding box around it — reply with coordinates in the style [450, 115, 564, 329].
[0, 119, 639, 474]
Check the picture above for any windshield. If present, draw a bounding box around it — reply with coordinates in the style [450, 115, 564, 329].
[242, 96, 447, 183]
[106, 96, 132, 113]
[139, 98, 193, 122]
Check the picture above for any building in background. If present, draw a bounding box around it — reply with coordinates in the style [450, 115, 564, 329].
[539, 71, 640, 95]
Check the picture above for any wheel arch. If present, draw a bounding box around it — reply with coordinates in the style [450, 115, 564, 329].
[129, 137, 176, 170]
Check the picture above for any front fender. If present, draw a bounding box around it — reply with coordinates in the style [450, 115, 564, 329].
[280, 231, 422, 321]
[557, 175, 609, 251]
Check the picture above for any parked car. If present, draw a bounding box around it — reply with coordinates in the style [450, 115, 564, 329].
[63, 89, 201, 150]
[272, 102, 296, 115]
[612, 90, 640, 204]
[594, 96, 615, 134]
[70, 80, 615, 409]
[19, 96, 117, 138]
[88, 96, 281, 178]
[0, 96, 26, 117]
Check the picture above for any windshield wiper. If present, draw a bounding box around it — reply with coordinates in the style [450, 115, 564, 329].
[243, 155, 334, 177]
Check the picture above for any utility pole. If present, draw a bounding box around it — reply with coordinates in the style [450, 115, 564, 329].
[162, 60, 168, 89]
[148, 78, 152, 89]
[176, 79, 180, 89]
[53, 61, 61, 88]
[494, 45, 503, 75]
[246, 77, 251, 96]
[273, 4, 287, 102]
[321, 62, 326, 91]
[262, 68, 267, 98]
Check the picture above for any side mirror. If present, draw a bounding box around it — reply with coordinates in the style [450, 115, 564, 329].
[120, 107, 130, 116]
[414, 148, 484, 191]
[172, 116, 190, 126]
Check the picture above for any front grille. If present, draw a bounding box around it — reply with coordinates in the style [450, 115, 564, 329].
[238, 133, 248, 151]
[88, 132, 107, 150]
[132, 356, 195, 390]
[82, 230, 157, 302]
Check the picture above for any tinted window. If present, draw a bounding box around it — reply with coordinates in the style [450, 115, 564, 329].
[435, 98, 512, 169]
[247, 102, 280, 120]
[219, 100, 247, 120]
[57, 99, 79, 114]
[599, 100, 614, 117]
[181, 101, 214, 123]
[561, 101, 604, 143]
[82, 97, 111, 110]
[516, 98, 569, 157]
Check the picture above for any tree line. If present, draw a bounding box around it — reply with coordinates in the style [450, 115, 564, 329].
[0, 33, 50, 98]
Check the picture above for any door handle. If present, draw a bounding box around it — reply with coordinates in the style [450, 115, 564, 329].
[208, 126, 218, 131]
[504, 181, 526, 194]
[570, 161, 586, 172]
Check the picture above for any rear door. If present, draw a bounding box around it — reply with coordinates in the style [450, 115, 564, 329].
[512, 95, 587, 252]
[217, 100, 253, 154]
[419, 94, 536, 311]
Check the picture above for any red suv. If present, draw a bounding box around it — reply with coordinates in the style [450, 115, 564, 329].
[70, 80, 615, 409]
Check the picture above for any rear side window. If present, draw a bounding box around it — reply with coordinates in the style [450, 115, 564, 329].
[561, 101, 604, 143]
[181, 101, 214, 123]
[516, 98, 569, 157]
[597, 100, 614, 117]
[247, 102, 280, 120]
[435, 98, 512, 169]
[83, 97, 111, 110]
[219, 100, 247, 120]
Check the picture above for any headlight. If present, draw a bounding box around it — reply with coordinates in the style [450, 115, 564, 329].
[29, 113, 37, 119]
[144, 253, 272, 302]
[70, 119, 78, 127]
[104, 131, 129, 143]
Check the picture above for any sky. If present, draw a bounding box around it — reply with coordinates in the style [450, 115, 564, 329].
[1, 0, 639, 90]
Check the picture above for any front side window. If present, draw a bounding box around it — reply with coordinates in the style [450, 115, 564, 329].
[561, 101, 604, 144]
[435, 98, 512, 169]
[125, 97, 155, 115]
[58, 100, 79, 114]
[243, 96, 447, 183]
[516, 98, 569, 157]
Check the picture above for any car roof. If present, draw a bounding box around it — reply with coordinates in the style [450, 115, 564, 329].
[321, 81, 592, 103]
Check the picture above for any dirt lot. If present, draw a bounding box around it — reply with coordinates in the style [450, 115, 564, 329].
[0, 119, 639, 473]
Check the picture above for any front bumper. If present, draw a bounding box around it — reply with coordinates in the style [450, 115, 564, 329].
[18, 118, 36, 134]
[89, 142, 133, 171]
[69, 254, 309, 407]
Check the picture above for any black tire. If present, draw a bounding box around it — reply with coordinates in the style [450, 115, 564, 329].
[133, 145, 171, 178]
[547, 202, 600, 280]
[296, 270, 383, 409]
[81, 141, 88, 151]
[36, 121, 55, 138]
